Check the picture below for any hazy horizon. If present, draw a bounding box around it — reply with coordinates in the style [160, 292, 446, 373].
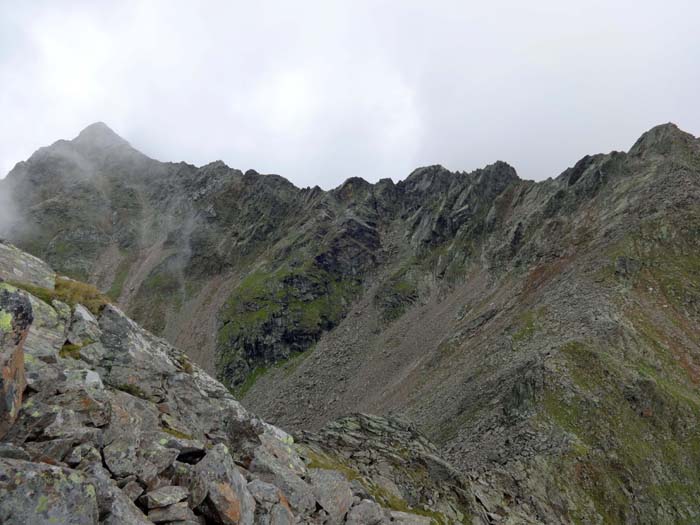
[1, 1, 699, 188]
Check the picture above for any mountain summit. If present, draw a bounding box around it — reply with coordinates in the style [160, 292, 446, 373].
[73, 121, 130, 148]
[628, 121, 699, 158]
[1, 123, 700, 522]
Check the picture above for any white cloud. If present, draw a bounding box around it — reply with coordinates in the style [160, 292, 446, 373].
[0, 0, 698, 187]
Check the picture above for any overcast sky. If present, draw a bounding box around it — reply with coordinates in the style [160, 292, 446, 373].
[1, 1, 698, 188]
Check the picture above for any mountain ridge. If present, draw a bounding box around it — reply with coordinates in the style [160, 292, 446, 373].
[2, 121, 700, 523]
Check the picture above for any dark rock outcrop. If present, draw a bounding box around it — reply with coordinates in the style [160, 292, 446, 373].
[0, 284, 32, 437]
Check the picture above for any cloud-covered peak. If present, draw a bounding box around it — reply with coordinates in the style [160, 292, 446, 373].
[73, 122, 129, 150]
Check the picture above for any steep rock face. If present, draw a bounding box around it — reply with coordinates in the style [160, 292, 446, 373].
[0, 241, 462, 524]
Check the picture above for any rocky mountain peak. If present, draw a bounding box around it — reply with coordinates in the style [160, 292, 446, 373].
[333, 176, 373, 202]
[73, 122, 130, 151]
[404, 164, 451, 182]
[474, 160, 519, 186]
[628, 121, 699, 158]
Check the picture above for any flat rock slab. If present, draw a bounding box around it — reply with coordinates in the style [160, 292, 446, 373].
[308, 468, 353, 522]
[0, 242, 56, 290]
[389, 510, 433, 524]
[149, 501, 196, 523]
[23, 293, 65, 363]
[346, 499, 386, 525]
[143, 484, 189, 508]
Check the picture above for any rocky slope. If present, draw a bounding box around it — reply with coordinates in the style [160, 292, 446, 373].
[0, 241, 472, 524]
[2, 122, 700, 523]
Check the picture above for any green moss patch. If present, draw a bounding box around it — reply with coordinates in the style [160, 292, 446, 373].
[162, 427, 193, 440]
[0, 310, 12, 332]
[59, 342, 83, 359]
[116, 383, 148, 399]
[374, 267, 419, 322]
[541, 338, 700, 524]
[234, 348, 314, 398]
[233, 364, 271, 398]
[107, 256, 133, 300]
[509, 307, 548, 350]
[129, 262, 183, 334]
[217, 263, 359, 387]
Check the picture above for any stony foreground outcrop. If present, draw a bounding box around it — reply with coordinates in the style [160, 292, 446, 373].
[0, 241, 469, 524]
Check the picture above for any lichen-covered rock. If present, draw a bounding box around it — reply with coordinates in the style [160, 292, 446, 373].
[79, 462, 151, 524]
[0, 242, 55, 290]
[308, 468, 353, 523]
[0, 442, 30, 460]
[346, 500, 386, 525]
[299, 414, 477, 523]
[97, 304, 179, 400]
[148, 501, 196, 523]
[249, 440, 316, 514]
[194, 444, 256, 525]
[0, 284, 32, 438]
[142, 484, 189, 508]
[23, 292, 65, 363]
[0, 458, 99, 525]
[269, 503, 295, 525]
[67, 304, 101, 346]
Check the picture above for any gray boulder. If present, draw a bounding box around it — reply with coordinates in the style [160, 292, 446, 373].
[308, 468, 353, 523]
[0, 242, 55, 289]
[249, 440, 316, 514]
[0, 458, 99, 525]
[194, 443, 256, 525]
[66, 304, 101, 346]
[142, 484, 189, 508]
[80, 462, 151, 525]
[149, 501, 197, 523]
[346, 500, 386, 525]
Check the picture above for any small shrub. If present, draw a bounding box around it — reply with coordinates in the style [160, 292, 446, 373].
[9, 276, 110, 316]
[54, 277, 109, 315]
[116, 383, 148, 399]
[175, 353, 194, 374]
[162, 427, 193, 440]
